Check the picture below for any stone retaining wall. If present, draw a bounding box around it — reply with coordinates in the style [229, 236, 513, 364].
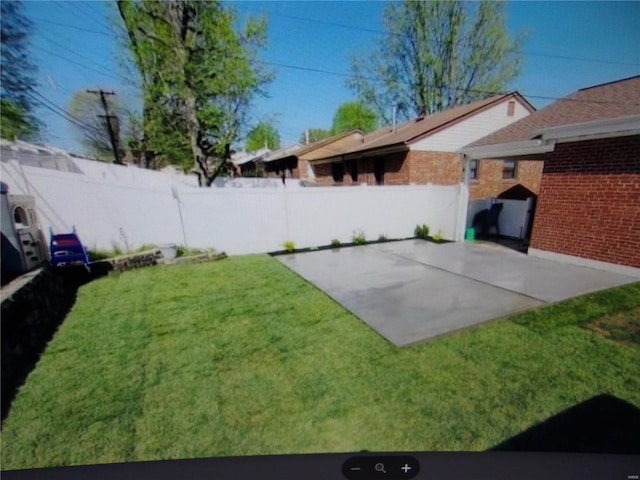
[1, 267, 68, 420]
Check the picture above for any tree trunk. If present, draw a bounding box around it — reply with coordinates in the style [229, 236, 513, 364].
[183, 93, 210, 186]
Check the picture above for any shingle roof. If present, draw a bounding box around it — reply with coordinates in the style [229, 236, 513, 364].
[310, 92, 533, 160]
[264, 131, 363, 163]
[262, 143, 303, 163]
[232, 147, 271, 165]
[469, 76, 640, 148]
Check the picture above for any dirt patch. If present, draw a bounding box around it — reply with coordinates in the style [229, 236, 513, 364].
[586, 307, 640, 346]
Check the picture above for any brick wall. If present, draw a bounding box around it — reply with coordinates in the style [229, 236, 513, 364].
[308, 150, 541, 192]
[298, 160, 312, 181]
[406, 151, 460, 185]
[379, 152, 411, 185]
[469, 159, 544, 200]
[311, 153, 409, 186]
[530, 136, 640, 268]
[312, 163, 335, 185]
[310, 151, 462, 186]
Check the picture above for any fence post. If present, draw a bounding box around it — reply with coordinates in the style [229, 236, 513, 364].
[454, 183, 469, 241]
[283, 186, 290, 243]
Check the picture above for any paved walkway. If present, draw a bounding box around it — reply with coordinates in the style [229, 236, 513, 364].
[277, 240, 638, 346]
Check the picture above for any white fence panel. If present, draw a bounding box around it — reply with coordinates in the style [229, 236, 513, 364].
[2, 158, 467, 254]
[2, 160, 185, 250]
[285, 185, 460, 248]
[176, 188, 287, 254]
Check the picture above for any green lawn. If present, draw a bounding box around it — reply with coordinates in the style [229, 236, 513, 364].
[2, 255, 639, 469]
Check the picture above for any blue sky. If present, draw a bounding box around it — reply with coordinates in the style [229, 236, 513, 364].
[21, 1, 640, 154]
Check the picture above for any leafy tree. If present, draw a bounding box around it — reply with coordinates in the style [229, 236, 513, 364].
[246, 119, 280, 151]
[67, 89, 123, 161]
[299, 128, 332, 145]
[331, 101, 377, 134]
[0, 0, 39, 140]
[348, 0, 524, 123]
[117, 1, 271, 185]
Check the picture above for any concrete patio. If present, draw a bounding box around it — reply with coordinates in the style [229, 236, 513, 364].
[277, 240, 638, 346]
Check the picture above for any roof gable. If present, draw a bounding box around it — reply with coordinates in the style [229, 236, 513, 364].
[310, 92, 533, 161]
[468, 75, 640, 148]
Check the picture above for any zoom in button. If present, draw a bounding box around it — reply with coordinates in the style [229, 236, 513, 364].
[342, 456, 420, 479]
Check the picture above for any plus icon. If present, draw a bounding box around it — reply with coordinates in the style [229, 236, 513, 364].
[401, 464, 412, 473]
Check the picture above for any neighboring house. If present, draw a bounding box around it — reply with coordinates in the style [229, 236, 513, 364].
[232, 148, 271, 176]
[302, 93, 537, 198]
[263, 132, 365, 183]
[462, 75, 640, 274]
[260, 143, 303, 179]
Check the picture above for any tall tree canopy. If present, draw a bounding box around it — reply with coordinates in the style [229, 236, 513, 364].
[117, 0, 271, 185]
[348, 0, 524, 123]
[67, 89, 123, 161]
[1, 0, 39, 140]
[331, 101, 378, 134]
[245, 119, 280, 152]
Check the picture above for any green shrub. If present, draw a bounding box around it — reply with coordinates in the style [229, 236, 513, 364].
[283, 240, 296, 253]
[432, 230, 445, 241]
[175, 246, 205, 258]
[352, 231, 367, 245]
[414, 224, 430, 239]
[331, 239, 341, 248]
[87, 246, 123, 261]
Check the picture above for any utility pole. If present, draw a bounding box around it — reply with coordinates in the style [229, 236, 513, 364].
[86, 89, 123, 165]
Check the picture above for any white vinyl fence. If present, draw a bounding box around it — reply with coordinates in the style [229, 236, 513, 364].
[2, 155, 468, 254]
[467, 197, 533, 239]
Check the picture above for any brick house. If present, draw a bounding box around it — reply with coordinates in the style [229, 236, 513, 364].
[302, 92, 537, 198]
[261, 132, 364, 182]
[462, 76, 640, 274]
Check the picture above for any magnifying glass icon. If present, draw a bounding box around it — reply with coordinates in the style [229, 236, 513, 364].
[375, 463, 386, 473]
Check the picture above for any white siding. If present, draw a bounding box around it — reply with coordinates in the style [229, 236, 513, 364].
[409, 99, 531, 152]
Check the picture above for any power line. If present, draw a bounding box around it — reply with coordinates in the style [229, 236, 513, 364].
[29, 17, 115, 37]
[36, 5, 639, 68]
[61, 1, 122, 37]
[237, 4, 640, 67]
[258, 60, 639, 105]
[36, 34, 117, 77]
[26, 87, 100, 131]
[31, 44, 121, 81]
[24, 89, 101, 133]
[523, 50, 639, 67]
[258, 60, 352, 79]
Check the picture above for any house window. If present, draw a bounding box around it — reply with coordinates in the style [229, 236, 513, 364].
[468, 159, 478, 180]
[507, 100, 515, 117]
[502, 159, 517, 179]
[331, 162, 344, 182]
